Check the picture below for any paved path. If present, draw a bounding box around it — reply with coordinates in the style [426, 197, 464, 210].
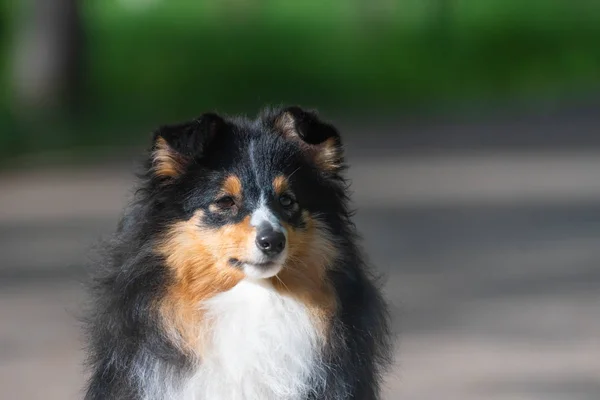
[2, 111, 600, 399]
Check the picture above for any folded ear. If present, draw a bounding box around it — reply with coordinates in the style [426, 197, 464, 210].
[271, 106, 343, 173]
[151, 113, 225, 181]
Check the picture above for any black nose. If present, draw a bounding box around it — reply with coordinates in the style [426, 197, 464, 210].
[256, 228, 286, 256]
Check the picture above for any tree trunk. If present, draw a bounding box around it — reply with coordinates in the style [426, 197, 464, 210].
[12, 0, 83, 115]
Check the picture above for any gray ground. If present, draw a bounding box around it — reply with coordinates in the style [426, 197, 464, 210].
[1, 106, 600, 400]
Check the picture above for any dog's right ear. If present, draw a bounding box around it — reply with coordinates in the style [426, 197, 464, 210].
[271, 106, 343, 174]
[150, 113, 225, 181]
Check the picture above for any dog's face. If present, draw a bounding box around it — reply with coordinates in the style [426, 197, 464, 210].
[149, 108, 344, 294]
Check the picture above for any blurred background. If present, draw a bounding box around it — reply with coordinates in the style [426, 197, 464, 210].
[1, 0, 600, 399]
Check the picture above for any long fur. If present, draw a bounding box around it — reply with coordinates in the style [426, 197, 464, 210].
[84, 106, 391, 400]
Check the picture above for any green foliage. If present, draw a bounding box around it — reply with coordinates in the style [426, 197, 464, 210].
[2, 0, 600, 159]
[81, 0, 600, 119]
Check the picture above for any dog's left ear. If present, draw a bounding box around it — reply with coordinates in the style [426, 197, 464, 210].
[151, 113, 225, 181]
[271, 106, 343, 173]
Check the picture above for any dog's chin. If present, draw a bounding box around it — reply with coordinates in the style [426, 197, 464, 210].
[242, 262, 283, 279]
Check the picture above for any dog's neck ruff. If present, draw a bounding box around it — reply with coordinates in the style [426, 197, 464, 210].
[178, 279, 325, 400]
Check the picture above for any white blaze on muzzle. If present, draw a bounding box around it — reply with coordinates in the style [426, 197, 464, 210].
[249, 195, 287, 236]
[242, 194, 288, 279]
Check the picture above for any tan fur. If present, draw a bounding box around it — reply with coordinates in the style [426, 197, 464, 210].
[274, 112, 342, 172]
[157, 211, 253, 355]
[273, 111, 297, 137]
[209, 175, 243, 213]
[158, 206, 337, 353]
[152, 137, 189, 179]
[222, 175, 243, 198]
[271, 213, 338, 335]
[313, 137, 341, 172]
[272, 175, 288, 195]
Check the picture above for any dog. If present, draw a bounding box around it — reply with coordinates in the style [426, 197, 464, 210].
[84, 106, 391, 399]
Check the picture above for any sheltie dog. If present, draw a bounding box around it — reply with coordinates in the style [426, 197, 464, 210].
[84, 106, 391, 399]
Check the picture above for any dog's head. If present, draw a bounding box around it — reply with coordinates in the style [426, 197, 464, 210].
[145, 107, 346, 299]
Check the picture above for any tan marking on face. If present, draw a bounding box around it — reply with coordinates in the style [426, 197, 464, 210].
[208, 175, 243, 214]
[222, 175, 243, 198]
[157, 211, 259, 356]
[152, 137, 189, 179]
[270, 213, 338, 336]
[273, 175, 289, 195]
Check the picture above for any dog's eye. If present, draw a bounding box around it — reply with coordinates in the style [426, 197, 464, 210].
[215, 196, 235, 209]
[279, 195, 294, 208]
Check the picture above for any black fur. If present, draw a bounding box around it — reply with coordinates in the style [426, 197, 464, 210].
[84, 106, 392, 399]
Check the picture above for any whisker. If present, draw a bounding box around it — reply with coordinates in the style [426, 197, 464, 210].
[275, 275, 291, 292]
[288, 166, 302, 179]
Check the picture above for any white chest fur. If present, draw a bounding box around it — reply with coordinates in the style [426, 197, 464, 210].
[182, 279, 324, 400]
